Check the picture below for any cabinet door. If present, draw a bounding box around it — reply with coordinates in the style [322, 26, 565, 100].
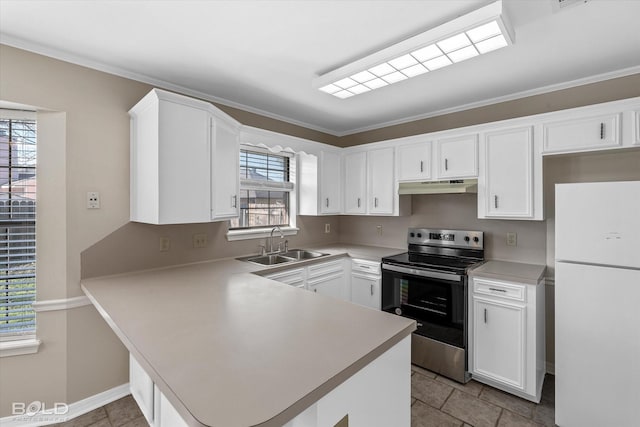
[129, 354, 155, 425]
[482, 127, 534, 218]
[211, 116, 239, 220]
[157, 389, 189, 427]
[543, 113, 621, 154]
[264, 268, 306, 289]
[397, 141, 431, 181]
[308, 272, 347, 301]
[368, 147, 395, 215]
[436, 134, 478, 179]
[320, 151, 342, 214]
[343, 151, 367, 214]
[472, 297, 526, 391]
[351, 273, 380, 309]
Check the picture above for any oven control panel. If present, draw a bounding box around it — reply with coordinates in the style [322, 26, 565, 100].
[408, 228, 483, 249]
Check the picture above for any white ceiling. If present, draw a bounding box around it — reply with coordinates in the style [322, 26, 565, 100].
[1, 0, 639, 136]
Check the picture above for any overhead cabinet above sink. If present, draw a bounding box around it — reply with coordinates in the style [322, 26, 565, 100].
[129, 89, 241, 224]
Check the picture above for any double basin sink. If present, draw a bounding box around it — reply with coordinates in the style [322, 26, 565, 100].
[239, 249, 329, 266]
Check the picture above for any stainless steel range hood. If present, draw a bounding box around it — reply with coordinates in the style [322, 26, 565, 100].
[398, 179, 478, 195]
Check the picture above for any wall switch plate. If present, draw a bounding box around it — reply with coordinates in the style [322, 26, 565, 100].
[193, 233, 208, 248]
[160, 237, 171, 252]
[87, 191, 100, 209]
[506, 232, 517, 246]
[325, 223, 330, 233]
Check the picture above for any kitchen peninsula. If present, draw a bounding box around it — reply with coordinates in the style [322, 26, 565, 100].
[81, 246, 415, 427]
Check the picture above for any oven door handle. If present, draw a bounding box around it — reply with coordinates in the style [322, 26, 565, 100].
[382, 263, 462, 282]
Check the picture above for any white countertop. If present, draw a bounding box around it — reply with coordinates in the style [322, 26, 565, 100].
[81, 244, 413, 427]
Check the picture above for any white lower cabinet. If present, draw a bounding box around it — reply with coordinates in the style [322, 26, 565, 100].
[307, 259, 348, 301]
[264, 267, 305, 289]
[350, 259, 381, 310]
[469, 276, 545, 402]
[130, 354, 188, 427]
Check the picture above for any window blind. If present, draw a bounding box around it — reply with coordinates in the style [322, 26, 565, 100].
[0, 117, 37, 338]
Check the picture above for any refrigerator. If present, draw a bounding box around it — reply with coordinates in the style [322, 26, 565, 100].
[555, 181, 640, 427]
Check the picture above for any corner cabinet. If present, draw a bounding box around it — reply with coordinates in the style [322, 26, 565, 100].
[298, 150, 342, 215]
[469, 274, 545, 403]
[478, 126, 543, 220]
[129, 89, 240, 224]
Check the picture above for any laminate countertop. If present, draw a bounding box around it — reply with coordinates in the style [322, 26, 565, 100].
[469, 260, 547, 285]
[81, 244, 413, 427]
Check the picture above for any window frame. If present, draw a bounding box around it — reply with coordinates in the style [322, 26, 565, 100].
[0, 110, 39, 355]
[227, 146, 298, 241]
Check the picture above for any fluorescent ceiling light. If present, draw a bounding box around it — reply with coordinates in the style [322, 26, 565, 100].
[315, 0, 514, 99]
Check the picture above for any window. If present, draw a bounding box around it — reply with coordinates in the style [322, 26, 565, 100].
[0, 116, 36, 341]
[229, 148, 294, 230]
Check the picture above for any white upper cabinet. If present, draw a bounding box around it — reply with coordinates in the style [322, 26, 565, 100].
[396, 141, 431, 181]
[343, 151, 367, 214]
[129, 89, 240, 224]
[435, 134, 478, 179]
[478, 126, 543, 220]
[543, 113, 622, 154]
[368, 147, 395, 215]
[298, 150, 342, 216]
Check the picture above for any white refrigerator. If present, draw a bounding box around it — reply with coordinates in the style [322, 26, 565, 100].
[555, 181, 640, 427]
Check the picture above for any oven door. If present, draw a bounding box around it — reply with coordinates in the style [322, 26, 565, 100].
[381, 263, 467, 349]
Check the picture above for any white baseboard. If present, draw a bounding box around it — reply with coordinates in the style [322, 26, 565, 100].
[0, 383, 130, 426]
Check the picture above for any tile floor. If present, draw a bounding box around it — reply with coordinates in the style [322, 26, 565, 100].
[53, 366, 555, 427]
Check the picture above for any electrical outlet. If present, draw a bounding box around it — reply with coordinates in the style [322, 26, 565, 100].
[192, 233, 208, 248]
[377, 225, 382, 236]
[325, 223, 331, 233]
[506, 232, 517, 246]
[87, 191, 100, 209]
[160, 237, 171, 252]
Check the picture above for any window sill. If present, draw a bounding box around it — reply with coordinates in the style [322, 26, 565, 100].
[226, 227, 299, 242]
[0, 338, 41, 358]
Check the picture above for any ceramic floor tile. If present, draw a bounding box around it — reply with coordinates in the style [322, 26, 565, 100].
[105, 396, 144, 427]
[412, 372, 454, 409]
[52, 407, 108, 427]
[86, 419, 112, 427]
[532, 399, 556, 427]
[119, 416, 150, 427]
[498, 409, 545, 427]
[412, 397, 417, 406]
[479, 386, 535, 418]
[411, 400, 463, 427]
[434, 375, 484, 398]
[411, 364, 437, 379]
[441, 389, 502, 427]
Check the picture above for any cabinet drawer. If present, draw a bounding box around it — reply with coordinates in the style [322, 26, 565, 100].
[308, 259, 343, 279]
[351, 259, 381, 275]
[543, 113, 621, 153]
[264, 268, 305, 286]
[473, 278, 525, 302]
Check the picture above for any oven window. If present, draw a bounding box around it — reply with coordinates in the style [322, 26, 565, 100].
[382, 270, 466, 348]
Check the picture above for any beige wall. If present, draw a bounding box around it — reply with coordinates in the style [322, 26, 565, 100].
[1, 41, 639, 416]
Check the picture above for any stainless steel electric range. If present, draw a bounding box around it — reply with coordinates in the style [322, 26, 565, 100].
[381, 228, 484, 383]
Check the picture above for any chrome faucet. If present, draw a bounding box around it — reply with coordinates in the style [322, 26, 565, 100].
[269, 226, 284, 253]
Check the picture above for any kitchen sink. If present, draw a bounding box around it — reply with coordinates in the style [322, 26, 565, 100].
[280, 249, 327, 260]
[245, 255, 294, 266]
[239, 249, 329, 266]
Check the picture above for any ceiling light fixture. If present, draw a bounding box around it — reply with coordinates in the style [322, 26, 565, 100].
[315, 0, 514, 99]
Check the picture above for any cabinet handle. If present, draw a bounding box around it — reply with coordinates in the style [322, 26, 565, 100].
[445, 158, 448, 171]
[484, 308, 487, 323]
[374, 197, 379, 208]
[314, 288, 317, 293]
[420, 160, 424, 173]
[489, 287, 507, 293]
[326, 198, 329, 208]
[370, 283, 374, 296]
[232, 195, 237, 208]
[494, 195, 498, 209]
[357, 197, 361, 208]
[600, 122, 605, 140]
